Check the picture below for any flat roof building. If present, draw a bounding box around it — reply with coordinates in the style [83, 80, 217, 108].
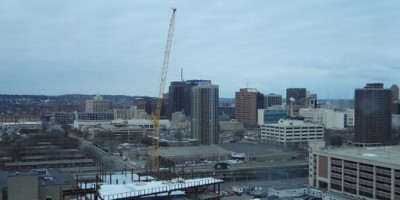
[354, 83, 392, 145]
[191, 83, 219, 145]
[299, 108, 355, 129]
[0, 169, 75, 200]
[158, 146, 232, 164]
[85, 95, 111, 113]
[235, 88, 264, 126]
[0, 115, 41, 123]
[264, 93, 282, 108]
[309, 142, 400, 200]
[168, 80, 212, 118]
[261, 119, 324, 147]
[286, 88, 307, 107]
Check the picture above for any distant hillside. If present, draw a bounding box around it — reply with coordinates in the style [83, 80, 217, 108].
[219, 98, 235, 104]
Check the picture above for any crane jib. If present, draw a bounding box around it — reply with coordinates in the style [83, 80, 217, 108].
[152, 8, 177, 171]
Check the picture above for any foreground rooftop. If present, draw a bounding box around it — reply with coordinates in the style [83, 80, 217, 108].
[99, 177, 223, 199]
[322, 145, 400, 166]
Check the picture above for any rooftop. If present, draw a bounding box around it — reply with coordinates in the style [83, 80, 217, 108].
[99, 177, 222, 199]
[5, 158, 93, 167]
[0, 169, 75, 188]
[267, 119, 323, 127]
[159, 146, 232, 158]
[219, 143, 302, 157]
[245, 88, 258, 93]
[322, 145, 400, 166]
[100, 172, 154, 185]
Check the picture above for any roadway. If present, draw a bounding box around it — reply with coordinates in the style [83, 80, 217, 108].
[175, 160, 309, 181]
[179, 160, 308, 172]
[74, 135, 127, 171]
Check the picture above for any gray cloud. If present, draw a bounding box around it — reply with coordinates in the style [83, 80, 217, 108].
[0, 0, 399, 98]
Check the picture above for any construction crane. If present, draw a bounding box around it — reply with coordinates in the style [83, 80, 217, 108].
[152, 8, 177, 171]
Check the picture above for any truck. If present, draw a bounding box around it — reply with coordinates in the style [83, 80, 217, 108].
[214, 162, 229, 170]
[232, 186, 243, 196]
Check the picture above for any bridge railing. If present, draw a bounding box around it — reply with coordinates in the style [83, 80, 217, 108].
[101, 178, 223, 200]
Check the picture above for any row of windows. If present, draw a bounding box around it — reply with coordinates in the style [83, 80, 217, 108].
[263, 131, 324, 135]
[263, 133, 323, 136]
[263, 133, 323, 137]
[264, 137, 324, 140]
[286, 137, 323, 141]
[263, 127, 323, 131]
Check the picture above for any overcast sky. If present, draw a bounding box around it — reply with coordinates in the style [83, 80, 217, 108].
[0, 1, 399, 98]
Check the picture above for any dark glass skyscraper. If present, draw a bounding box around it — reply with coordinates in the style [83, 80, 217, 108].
[167, 80, 211, 119]
[354, 83, 392, 145]
[391, 84, 399, 114]
[168, 82, 186, 119]
[286, 88, 307, 107]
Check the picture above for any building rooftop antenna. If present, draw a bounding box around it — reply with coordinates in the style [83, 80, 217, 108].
[181, 68, 184, 82]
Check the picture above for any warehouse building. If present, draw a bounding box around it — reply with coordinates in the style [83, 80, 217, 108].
[0, 169, 76, 200]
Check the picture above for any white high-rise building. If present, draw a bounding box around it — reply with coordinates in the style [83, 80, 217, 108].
[299, 108, 355, 129]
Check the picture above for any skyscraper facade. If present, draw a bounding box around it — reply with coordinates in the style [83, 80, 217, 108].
[167, 80, 211, 118]
[391, 84, 399, 114]
[286, 88, 307, 116]
[354, 83, 392, 145]
[286, 88, 307, 107]
[191, 83, 219, 145]
[235, 88, 264, 126]
[263, 93, 282, 108]
[306, 93, 318, 109]
[168, 82, 186, 119]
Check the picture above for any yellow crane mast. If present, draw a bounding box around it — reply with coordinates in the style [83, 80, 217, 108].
[152, 8, 177, 171]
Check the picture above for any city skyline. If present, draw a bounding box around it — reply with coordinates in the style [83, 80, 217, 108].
[0, 1, 399, 98]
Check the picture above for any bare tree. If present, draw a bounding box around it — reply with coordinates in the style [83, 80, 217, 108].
[233, 129, 245, 140]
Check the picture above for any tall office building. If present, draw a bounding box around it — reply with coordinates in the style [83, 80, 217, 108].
[168, 81, 186, 119]
[263, 93, 282, 108]
[167, 80, 211, 118]
[354, 83, 392, 145]
[286, 88, 307, 107]
[235, 88, 264, 125]
[391, 84, 399, 114]
[306, 93, 318, 109]
[286, 88, 307, 116]
[191, 83, 219, 145]
[85, 95, 111, 113]
[392, 84, 399, 101]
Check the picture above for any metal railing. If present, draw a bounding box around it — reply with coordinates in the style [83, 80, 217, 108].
[101, 178, 223, 200]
